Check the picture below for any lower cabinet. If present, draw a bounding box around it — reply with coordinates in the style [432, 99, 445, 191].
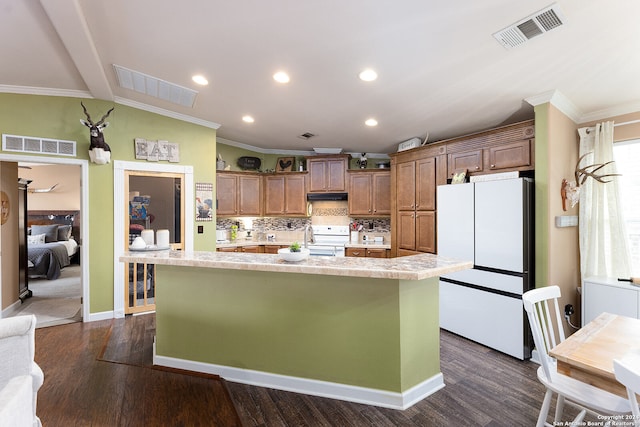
[345, 247, 389, 258]
[217, 245, 263, 253]
[582, 277, 640, 325]
[397, 211, 436, 254]
[263, 245, 288, 254]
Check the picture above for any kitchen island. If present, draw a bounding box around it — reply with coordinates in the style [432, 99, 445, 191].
[119, 250, 471, 409]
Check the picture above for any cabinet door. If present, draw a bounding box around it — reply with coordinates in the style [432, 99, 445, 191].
[397, 211, 416, 251]
[448, 149, 483, 177]
[348, 174, 372, 215]
[366, 248, 388, 258]
[241, 245, 263, 253]
[307, 160, 327, 192]
[217, 246, 238, 252]
[264, 175, 286, 215]
[345, 247, 366, 257]
[416, 211, 436, 253]
[487, 140, 531, 171]
[372, 172, 390, 215]
[416, 158, 435, 211]
[284, 175, 307, 215]
[216, 174, 237, 215]
[327, 158, 347, 191]
[396, 161, 416, 210]
[238, 175, 261, 216]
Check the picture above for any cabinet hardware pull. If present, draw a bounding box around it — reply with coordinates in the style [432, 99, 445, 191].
[475, 166, 480, 170]
[490, 164, 495, 168]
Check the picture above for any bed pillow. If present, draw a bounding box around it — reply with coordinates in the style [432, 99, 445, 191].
[30, 224, 59, 243]
[57, 225, 72, 241]
[27, 233, 46, 245]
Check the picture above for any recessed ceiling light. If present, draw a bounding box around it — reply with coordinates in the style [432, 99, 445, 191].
[359, 69, 378, 82]
[273, 71, 290, 83]
[365, 118, 378, 127]
[192, 75, 208, 85]
[242, 115, 255, 123]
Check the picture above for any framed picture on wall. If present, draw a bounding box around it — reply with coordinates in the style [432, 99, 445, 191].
[195, 182, 213, 221]
[276, 157, 295, 172]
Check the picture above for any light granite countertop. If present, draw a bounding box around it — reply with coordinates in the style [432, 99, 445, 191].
[120, 250, 472, 280]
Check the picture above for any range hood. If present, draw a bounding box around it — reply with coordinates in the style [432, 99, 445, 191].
[307, 192, 348, 201]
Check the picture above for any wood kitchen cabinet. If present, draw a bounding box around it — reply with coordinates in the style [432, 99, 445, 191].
[306, 155, 350, 192]
[395, 157, 437, 254]
[217, 245, 263, 253]
[345, 247, 389, 258]
[264, 173, 307, 216]
[263, 245, 288, 254]
[347, 170, 390, 216]
[216, 172, 262, 216]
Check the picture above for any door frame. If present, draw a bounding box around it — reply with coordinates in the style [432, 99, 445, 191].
[0, 153, 89, 321]
[113, 160, 193, 318]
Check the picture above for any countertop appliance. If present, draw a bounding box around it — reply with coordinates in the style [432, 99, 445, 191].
[307, 225, 349, 257]
[437, 177, 534, 360]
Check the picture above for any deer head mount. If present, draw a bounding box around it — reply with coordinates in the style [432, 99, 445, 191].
[80, 102, 114, 164]
[561, 151, 621, 211]
[574, 152, 621, 186]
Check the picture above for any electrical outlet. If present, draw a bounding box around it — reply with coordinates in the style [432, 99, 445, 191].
[564, 304, 574, 316]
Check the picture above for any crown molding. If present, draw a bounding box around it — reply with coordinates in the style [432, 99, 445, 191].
[577, 101, 640, 124]
[525, 90, 581, 123]
[113, 97, 221, 129]
[0, 84, 91, 99]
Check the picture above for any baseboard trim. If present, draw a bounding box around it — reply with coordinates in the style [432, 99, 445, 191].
[86, 310, 114, 322]
[153, 344, 444, 410]
[1, 300, 22, 318]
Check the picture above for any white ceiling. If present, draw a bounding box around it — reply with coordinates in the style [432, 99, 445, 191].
[1, 0, 639, 155]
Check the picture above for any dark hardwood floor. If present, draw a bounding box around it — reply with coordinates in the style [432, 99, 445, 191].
[34, 313, 591, 426]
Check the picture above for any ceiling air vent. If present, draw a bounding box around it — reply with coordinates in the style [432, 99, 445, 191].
[2, 134, 77, 157]
[113, 64, 198, 108]
[493, 4, 565, 49]
[298, 132, 316, 140]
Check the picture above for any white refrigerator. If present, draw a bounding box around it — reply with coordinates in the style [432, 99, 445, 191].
[437, 177, 534, 360]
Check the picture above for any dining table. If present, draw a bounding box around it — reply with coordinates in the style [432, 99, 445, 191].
[549, 312, 640, 398]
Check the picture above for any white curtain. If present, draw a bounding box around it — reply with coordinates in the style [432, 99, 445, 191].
[578, 121, 631, 280]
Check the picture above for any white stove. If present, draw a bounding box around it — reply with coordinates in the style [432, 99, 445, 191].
[306, 225, 349, 257]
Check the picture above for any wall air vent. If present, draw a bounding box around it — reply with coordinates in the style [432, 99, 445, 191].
[2, 134, 77, 157]
[493, 4, 565, 49]
[113, 64, 198, 108]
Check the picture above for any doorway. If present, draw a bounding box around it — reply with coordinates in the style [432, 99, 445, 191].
[0, 153, 89, 324]
[113, 161, 194, 318]
[125, 171, 184, 314]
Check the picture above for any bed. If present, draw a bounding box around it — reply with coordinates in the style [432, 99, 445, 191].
[27, 213, 81, 280]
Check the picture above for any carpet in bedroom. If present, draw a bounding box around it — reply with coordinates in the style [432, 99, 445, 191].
[13, 264, 82, 328]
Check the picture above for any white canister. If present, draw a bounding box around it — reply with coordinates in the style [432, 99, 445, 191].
[350, 231, 359, 243]
[156, 229, 170, 248]
[141, 229, 154, 246]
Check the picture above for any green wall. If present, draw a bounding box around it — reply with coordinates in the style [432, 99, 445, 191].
[156, 266, 441, 392]
[0, 93, 217, 313]
[533, 104, 549, 290]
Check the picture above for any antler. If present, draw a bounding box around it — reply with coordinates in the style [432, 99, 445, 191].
[95, 107, 114, 126]
[80, 101, 93, 125]
[574, 152, 621, 186]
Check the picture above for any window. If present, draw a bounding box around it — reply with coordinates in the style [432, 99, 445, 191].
[613, 139, 640, 276]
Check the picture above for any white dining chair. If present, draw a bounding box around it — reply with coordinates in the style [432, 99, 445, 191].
[613, 357, 640, 427]
[522, 286, 630, 426]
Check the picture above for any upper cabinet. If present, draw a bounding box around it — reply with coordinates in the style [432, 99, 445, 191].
[446, 124, 534, 178]
[348, 170, 390, 216]
[306, 155, 350, 192]
[263, 173, 308, 216]
[216, 172, 262, 216]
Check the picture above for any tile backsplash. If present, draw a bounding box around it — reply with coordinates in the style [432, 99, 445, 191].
[216, 200, 390, 237]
